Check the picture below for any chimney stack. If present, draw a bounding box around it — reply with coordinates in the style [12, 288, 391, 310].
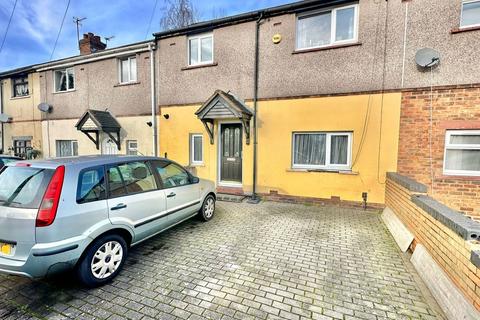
[79, 32, 106, 55]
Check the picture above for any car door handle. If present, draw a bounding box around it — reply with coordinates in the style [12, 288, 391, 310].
[167, 192, 176, 198]
[111, 203, 127, 211]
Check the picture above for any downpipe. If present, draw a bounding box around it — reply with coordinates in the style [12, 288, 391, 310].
[149, 43, 158, 157]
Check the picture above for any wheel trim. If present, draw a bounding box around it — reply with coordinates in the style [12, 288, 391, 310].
[91, 241, 123, 279]
[204, 198, 215, 218]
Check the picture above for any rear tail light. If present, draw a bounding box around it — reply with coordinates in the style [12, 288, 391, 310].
[36, 166, 65, 227]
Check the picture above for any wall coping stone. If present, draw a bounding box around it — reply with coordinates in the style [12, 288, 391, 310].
[472, 251, 480, 268]
[387, 172, 428, 193]
[412, 194, 480, 240]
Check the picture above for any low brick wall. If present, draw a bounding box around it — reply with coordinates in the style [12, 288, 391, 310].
[385, 173, 480, 310]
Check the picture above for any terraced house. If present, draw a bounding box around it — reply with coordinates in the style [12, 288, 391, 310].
[2, 0, 480, 316]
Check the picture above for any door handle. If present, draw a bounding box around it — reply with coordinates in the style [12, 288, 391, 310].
[111, 203, 127, 211]
[167, 192, 176, 198]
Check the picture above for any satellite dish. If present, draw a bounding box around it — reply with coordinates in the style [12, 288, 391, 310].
[415, 48, 440, 68]
[0, 113, 12, 123]
[37, 103, 52, 113]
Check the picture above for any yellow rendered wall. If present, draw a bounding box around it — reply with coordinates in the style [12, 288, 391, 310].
[1, 73, 43, 154]
[41, 116, 156, 158]
[159, 105, 254, 192]
[257, 93, 401, 204]
[159, 93, 401, 204]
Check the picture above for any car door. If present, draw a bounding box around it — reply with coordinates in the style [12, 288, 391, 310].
[151, 160, 201, 225]
[106, 161, 167, 242]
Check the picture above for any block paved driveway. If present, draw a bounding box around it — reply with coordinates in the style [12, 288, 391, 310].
[0, 201, 444, 320]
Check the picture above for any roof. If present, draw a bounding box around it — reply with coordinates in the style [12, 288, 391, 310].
[154, 0, 351, 39]
[0, 39, 154, 77]
[195, 90, 253, 120]
[75, 109, 122, 132]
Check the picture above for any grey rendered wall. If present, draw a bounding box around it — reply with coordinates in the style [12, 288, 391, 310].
[40, 51, 152, 120]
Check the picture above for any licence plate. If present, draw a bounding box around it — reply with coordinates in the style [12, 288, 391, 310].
[0, 243, 13, 255]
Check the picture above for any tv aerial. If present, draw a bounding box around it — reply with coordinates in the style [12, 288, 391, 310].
[105, 35, 115, 46]
[415, 48, 440, 69]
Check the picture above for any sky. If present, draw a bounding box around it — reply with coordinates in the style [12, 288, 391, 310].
[0, 0, 297, 71]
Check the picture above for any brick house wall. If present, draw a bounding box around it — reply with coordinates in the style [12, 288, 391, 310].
[397, 84, 480, 220]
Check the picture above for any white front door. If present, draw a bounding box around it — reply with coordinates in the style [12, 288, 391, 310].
[102, 137, 118, 155]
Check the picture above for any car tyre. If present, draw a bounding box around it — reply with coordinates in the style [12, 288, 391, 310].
[76, 234, 128, 288]
[199, 194, 216, 221]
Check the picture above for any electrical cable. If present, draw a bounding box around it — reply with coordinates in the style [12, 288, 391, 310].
[145, 0, 159, 40]
[50, 0, 71, 61]
[352, 0, 384, 167]
[376, 0, 390, 184]
[0, 0, 18, 55]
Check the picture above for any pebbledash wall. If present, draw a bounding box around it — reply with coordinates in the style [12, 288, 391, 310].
[397, 85, 480, 220]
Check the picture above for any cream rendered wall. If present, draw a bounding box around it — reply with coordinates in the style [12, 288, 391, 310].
[1, 73, 42, 155]
[41, 115, 156, 158]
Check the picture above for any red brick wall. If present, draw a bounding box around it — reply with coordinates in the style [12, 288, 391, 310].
[398, 84, 480, 220]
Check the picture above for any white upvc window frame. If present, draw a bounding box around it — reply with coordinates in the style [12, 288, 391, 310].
[296, 3, 359, 51]
[126, 140, 138, 155]
[187, 33, 214, 66]
[190, 134, 204, 165]
[54, 67, 75, 93]
[443, 130, 480, 177]
[56, 140, 78, 157]
[118, 56, 137, 84]
[292, 131, 353, 171]
[460, 0, 480, 28]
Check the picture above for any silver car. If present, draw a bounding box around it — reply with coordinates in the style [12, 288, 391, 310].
[0, 156, 216, 287]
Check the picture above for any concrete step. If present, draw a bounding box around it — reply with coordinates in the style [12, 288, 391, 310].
[217, 193, 246, 203]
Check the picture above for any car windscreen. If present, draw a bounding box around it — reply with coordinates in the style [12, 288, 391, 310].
[0, 166, 54, 209]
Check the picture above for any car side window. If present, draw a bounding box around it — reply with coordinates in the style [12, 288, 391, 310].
[107, 162, 157, 198]
[77, 166, 107, 204]
[152, 160, 190, 189]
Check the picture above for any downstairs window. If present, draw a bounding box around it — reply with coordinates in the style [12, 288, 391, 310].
[444, 130, 480, 176]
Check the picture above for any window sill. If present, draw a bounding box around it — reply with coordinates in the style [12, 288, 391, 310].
[287, 168, 357, 175]
[53, 89, 76, 94]
[189, 163, 205, 167]
[451, 25, 480, 34]
[293, 42, 362, 54]
[114, 81, 140, 87]
[10, 95, 31, 100]
[181, 62, 218, 71]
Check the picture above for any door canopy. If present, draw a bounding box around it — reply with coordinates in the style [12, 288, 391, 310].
[195, 90, 253, 145]
[75, 109, 122, 150]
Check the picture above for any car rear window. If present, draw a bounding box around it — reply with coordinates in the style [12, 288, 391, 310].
[0, 166, 54, 209]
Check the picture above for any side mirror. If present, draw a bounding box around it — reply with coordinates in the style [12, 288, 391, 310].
[190, 175, 200, 184]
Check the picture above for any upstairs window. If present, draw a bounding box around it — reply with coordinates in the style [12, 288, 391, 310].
[461, 0, 480, 28]
[12, 75, 29, 97]
[54, 67, 75, 92]
[119, 56, 137, 83]
[292, 132, 352, 170]
[188, 33, 213, 66]
[444, 130, 480, 176]
[296, 4, 358, 50]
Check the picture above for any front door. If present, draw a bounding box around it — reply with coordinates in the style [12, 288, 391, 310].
[220, 124, 242, 183]
[102, 137, 118, 155]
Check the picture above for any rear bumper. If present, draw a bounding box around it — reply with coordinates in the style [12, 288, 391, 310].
[0, 236, 90, 279]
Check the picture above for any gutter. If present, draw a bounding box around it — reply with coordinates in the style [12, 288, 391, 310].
[36, 42, 154, 71]
[153, 0, 353, 39]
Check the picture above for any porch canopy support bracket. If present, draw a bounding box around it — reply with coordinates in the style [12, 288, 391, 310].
[195, 90, 253, 145]
[75, 109, 122, 151]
